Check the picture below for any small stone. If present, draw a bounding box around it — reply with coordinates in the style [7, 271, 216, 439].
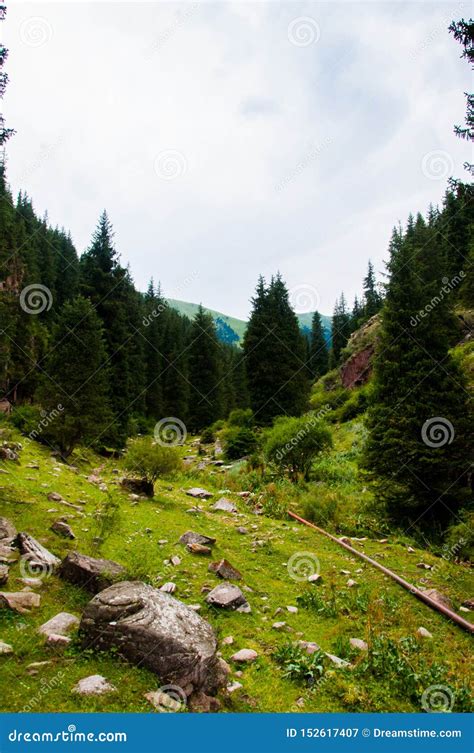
[0, 640, 13, 654]
[326, 653, 350, 668]
[459, 606, 470, 613]
[417, 562, 432, 570]
[187, 543, 212, 556]
[18, 578, 42, 588]
[160, 582, 176, 594]
[236, 527, 248, 535]
[186, 488, 213, 500]
[237, 491, 251, 498]
[296, 697, 305, 707]
[222, 636, 234, 645]
[350, 638, 368, 651]
[340, 569, 351, 575]
[188, 604, 201, 612]
[378, 539, 388, 544]
[416, 627, 433, 639]
[272, 621, 288, 631]
[73, 675, 116, 695]
[206, 583, 249, 611]
[212, 498, 237, 513]
[231, 649, 258, 663]
[227, 681, 243, 693]
[208, 559, 242, 581]
[286, 606, 298, 614]
[347, 579, 357, 588]
[51, 520, 75, 539]
[38, 612, 79, 638]
[298, 640, 321, 655]
[179, 531, 216, 548]
[158, 540, 168, 545]
[170, 555, 181, 567]
[308, 573, 322, 584]
[47, 634, 71, 648]
[47, 492, 63, 502]
[407, 546, 415, 553]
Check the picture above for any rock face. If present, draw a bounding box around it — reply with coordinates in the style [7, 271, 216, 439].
[120, 477, 154, 497]
[0, 517, 16, 544]
[340, 345, 374, 388]
[179, 531, 216, 548]
[80, 582, 226, 696]
[16, 533, 61, 573]
[38, 612, 80, 638]
[208, 559, 242, 581]
[205, 583, 249, 611]
[60, 551, 126, 593]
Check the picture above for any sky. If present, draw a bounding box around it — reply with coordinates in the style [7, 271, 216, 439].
[3, 0, 472, 319]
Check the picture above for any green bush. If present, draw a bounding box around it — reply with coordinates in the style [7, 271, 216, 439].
[223, 426, 258, 460]
[444, 509, 474, 561]
[10, 405, 43, 437]
[264, 414, 333, 481]
[124, 437, 182, 485]
[302, 493, 340, 527]
[227, 408, 254, 428]
[200, 426, 215, 444]
[336, 385, 371, 422]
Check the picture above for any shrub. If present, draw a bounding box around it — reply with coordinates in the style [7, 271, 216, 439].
[227, 408, 254, 428]
[264, 414, 333, 481]
[124, 437, 182, 486]
[273, 642, 327, 687]
[444, 509, 474, 561]
[9, 405, 43, 437]
[200, 426, 215, 444]
[302, 493, 340, 527]
[223, 426, 258, 460]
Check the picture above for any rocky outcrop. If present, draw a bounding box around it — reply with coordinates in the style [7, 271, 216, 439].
[60, 552, 126, 593]
[340, 345, 374, 388]
[80, 581, 227, 696]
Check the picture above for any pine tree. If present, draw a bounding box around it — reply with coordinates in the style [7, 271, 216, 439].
[330, 293, 351, 365]
[364, 219, 471, 529]
[308, 311, 329, 379]
[0, 5, 14, 149]
[187, 305, 223, 431]
[243, 274, 310, 424]
[449, 19, 474, 174]
[362, 260, 382, 319]
[37, 296, 113, 458]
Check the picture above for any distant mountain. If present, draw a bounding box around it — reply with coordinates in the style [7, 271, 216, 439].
[166, 299, 332, 345]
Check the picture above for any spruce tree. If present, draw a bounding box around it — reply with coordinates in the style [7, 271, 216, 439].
[364, 219, 471, 529]
[330, 293, 351, 364]
[37, 296, 113, 458]
[362, 260, 382, 319]
[308, 311, 329, 379]
[187, 305, 223, 431]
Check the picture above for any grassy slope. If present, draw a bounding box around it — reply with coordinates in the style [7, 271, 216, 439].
[0, 423, 472, 713]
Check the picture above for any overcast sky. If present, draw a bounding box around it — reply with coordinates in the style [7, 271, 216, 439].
[3, 1, 472, 318]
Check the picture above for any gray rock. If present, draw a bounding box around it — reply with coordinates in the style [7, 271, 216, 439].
[0, 517, 16, 543]
[0, 640, 13, 654]
[47, 492, 63, 502]
[230, 649, 258, 663]
[80, 581, 226, 696]
[46, 634, 71, 648]
[308, 573, 322, 584]
[212, 498, 237, 513]
[227, 681, 243, 693]
[349, 638, 368, 651]
[0, 591, 41, 613]
[60, 551, 126, 593]
[38, 612, 80, 638]
[72, 675, 116, 695]
[208, 559, 242, 581]
[416, 627, 433, 639]
[298, 640, 321, 655]
[51, 520, 75, 539]
[0, 564, 8, 585]
[160, 582, 176, 594]
[326, 653, 350, 668]
[186, 488, 213, 499]
[205, 583, 249, 611]
[179, 531, 216, 548]
[16, 533, 61, 573]
[236, 527, 248, 535]
[187, 543, 212, 556]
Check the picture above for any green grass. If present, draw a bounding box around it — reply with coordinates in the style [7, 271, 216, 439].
[0, 423, 472, 713]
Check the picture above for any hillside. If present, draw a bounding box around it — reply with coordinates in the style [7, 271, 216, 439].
[166, 299, 332, 345]
[0, 419, 472, 713]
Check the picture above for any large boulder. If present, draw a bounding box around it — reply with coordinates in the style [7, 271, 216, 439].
[60, 552, 126, 593]
[80, 581, 226, 696]
[16, 533, 60, 573]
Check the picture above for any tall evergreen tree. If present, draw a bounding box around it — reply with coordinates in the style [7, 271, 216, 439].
[330, 293, 351, 365]
[308, 311, 329, 379]
[362, 260, 382, 318]
[449, 18, 474, 174]
[187, 305, 223, 431]
[364, 219, 471, 529]
[243, 274, 310, 424]
[37, 296, 113, 458]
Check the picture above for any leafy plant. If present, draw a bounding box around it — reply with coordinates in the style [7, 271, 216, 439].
[264, 414, 333, 481]
[124, 437, 182, 485]
[273, 642, 327, 687]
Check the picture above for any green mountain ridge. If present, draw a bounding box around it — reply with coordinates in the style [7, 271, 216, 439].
[166, 298, 332, 344]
